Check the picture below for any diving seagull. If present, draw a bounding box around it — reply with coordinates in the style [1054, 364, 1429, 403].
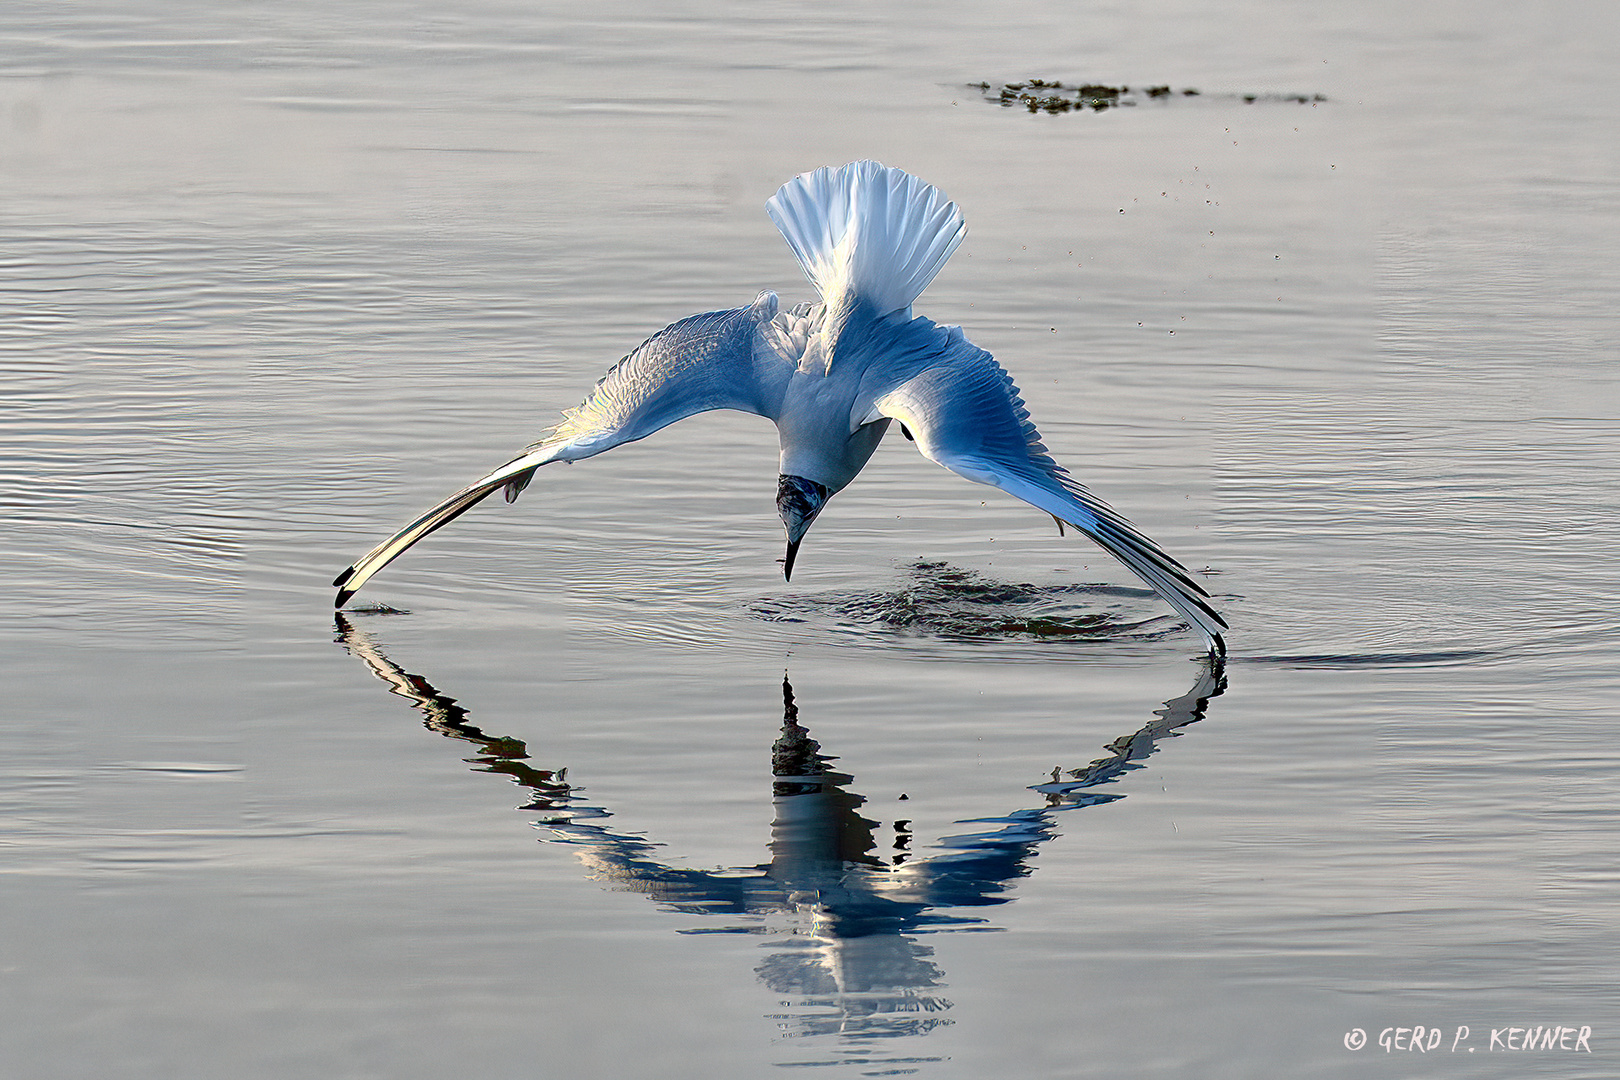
[333, 161, 1227, 654]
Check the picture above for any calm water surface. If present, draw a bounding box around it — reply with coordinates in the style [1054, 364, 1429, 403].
[4, 2, 1618, 1077]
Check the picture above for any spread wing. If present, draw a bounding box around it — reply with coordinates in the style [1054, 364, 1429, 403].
[864, 318, 1227, 651]
[334, 293, 791, 606]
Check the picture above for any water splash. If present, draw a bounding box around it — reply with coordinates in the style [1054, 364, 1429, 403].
[751, 560, 1179, 644]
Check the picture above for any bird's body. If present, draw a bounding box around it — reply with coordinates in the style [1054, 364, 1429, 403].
[334, 161, 1227, 653]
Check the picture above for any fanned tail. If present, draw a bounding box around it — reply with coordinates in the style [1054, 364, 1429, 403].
[765, 160, 965, 367]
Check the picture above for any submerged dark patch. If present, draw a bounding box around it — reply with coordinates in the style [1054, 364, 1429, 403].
[751, 560, 1180, 644]
[969, 79, 1326, 114]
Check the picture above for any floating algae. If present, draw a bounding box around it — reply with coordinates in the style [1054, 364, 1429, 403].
[970, 79, 1325, 115]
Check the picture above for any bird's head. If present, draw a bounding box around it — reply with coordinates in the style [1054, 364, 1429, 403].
[776, 474, 831, 581]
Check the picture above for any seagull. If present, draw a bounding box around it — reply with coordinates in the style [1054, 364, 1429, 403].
[333, 161, 1226, 654]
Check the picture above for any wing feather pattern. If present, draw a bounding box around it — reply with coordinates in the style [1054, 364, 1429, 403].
[864, 317, 1227, 650]
[334, 296, 790, 606]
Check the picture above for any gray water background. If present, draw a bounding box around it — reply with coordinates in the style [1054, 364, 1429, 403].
[3, 1, 1618, 1076]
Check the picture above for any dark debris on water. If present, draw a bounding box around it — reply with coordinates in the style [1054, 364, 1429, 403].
[750, 561, 1175, 644]
[970, 79, 1326, 114]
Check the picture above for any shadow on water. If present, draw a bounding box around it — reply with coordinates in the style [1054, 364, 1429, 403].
[335, 615, 1224, 1068]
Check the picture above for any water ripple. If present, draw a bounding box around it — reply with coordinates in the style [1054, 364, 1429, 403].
[1242, 648, 1502, 669]
[749, 560, 1187, 646]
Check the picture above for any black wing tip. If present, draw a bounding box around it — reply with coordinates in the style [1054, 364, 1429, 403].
[333, 565, 357, 608]
[1193, 593, 1230, 631]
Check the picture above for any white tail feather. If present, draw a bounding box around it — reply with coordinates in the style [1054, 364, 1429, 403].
[766, 161, 965, 366]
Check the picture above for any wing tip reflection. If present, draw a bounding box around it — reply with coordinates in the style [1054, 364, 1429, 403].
[333, 616, 1225, 1059]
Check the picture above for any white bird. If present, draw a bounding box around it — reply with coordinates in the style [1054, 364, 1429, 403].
[333, 161, 1226, 653]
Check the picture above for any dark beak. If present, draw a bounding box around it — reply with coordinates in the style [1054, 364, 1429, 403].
[776, 475, 830, 582]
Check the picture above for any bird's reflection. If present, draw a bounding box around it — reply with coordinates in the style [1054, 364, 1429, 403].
[335, 614, 1224, 1054]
